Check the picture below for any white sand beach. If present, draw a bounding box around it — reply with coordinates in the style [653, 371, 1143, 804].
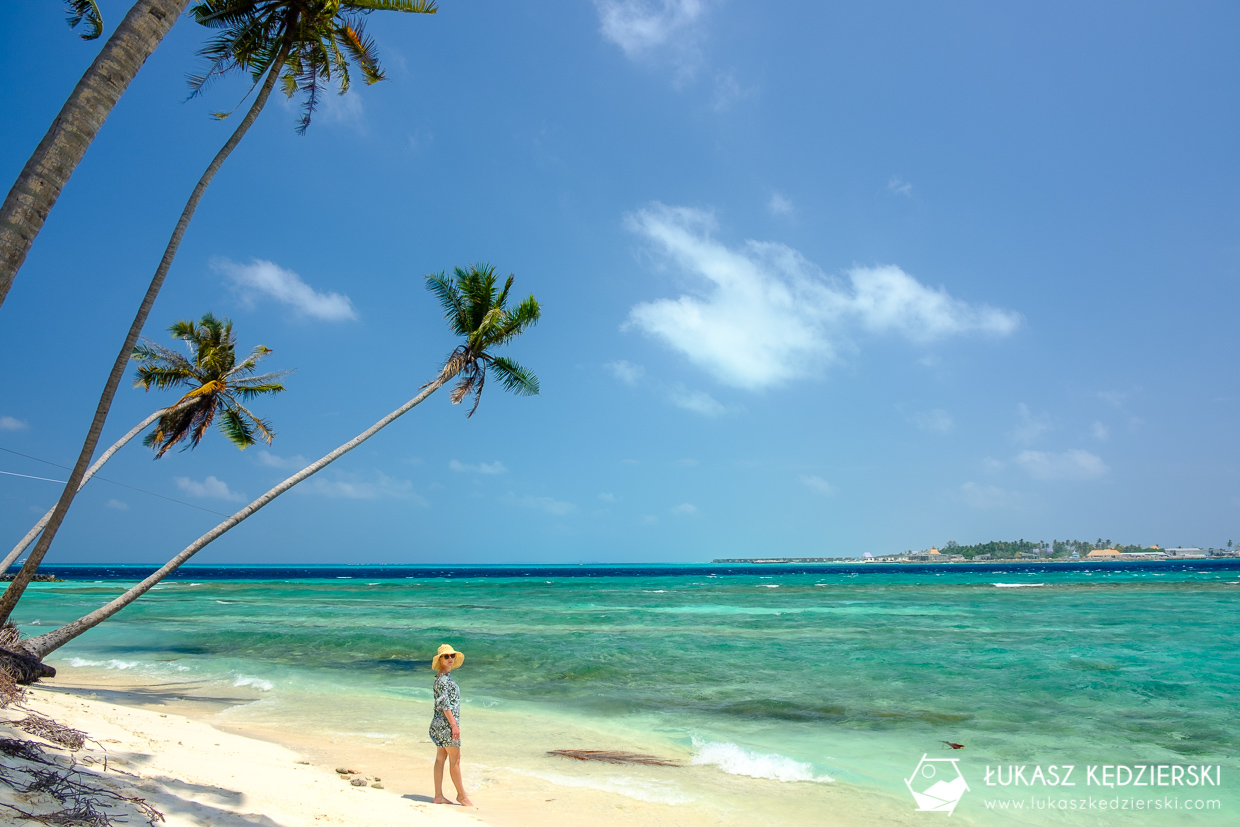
[0, 670, 925, 827]
[1, 682, 490, 827]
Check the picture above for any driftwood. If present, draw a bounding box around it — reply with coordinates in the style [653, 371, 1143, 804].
[548, 749, 682, 767]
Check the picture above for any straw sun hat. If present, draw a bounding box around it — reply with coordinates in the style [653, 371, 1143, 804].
[432, 644, 464, 672]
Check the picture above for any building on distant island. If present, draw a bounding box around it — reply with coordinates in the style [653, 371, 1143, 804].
[1086, 548, 1122, 559]
[1165, 548, 1206, 558]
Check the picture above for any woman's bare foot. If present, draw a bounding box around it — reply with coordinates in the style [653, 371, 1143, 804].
[433, 796, 452, 804]
[457, 795, 476, 807]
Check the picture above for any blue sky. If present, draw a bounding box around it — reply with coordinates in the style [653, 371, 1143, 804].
[2, 1, 1239, 564]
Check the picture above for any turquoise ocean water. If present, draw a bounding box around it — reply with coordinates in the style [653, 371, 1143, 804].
[12, 562, 1239, 824]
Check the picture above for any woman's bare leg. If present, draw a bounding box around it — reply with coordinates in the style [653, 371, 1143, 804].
[445, 747, 474, 806]
[433, 746, 451, 803]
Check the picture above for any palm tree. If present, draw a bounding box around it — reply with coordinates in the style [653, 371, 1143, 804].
[0, 0, 437, 626]
[0, 313, 286, 575]
[0, 0, 191, 309]
[15, 266, 539, 663]
[134, 313, 287, 457]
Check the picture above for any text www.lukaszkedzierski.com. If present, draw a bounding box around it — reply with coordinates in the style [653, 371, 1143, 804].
[983, 796, 1220, 812]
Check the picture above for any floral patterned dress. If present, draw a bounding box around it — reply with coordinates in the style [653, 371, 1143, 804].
[429, 672, 461, 747]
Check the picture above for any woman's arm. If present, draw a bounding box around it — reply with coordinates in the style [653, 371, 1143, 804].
[444, 708, 460, 738]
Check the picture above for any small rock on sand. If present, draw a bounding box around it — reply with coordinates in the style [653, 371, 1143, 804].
[350, 778, 368, 787]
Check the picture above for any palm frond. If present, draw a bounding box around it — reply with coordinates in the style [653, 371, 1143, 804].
[486, 295, 542, 348]
[229, 379, 288, 400]
[346, 0, 439, 13]
[145, 405, 200, 459]
[425, 272, 469, 336]
[466, 367, 487, 417]
[337, 20, 384, 85]
[217, 407, 258, 449]
[222, 399, 275, 444]
[489, 356, 540, 397]
[65, 0, 103, 40]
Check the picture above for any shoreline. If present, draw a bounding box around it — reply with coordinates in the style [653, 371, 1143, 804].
[4, 666, 927, 827]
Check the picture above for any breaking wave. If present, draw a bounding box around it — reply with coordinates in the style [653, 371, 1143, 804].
[690, 739, 832, 783]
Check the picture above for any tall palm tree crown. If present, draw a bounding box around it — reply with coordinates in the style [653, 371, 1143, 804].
[190, 0, 437, 133]
[428, 264, 541, 416]
[134, 313, 288, 457]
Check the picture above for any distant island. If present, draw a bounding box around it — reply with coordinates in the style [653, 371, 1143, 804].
[714, 538, 1240, 564]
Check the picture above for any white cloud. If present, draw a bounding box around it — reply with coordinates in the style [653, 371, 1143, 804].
[1091, 421, 1110, 441]
[1015, 450, 1108, 481]
[981, 457, 1006, 473]
[888, 176, 913, 197]
[960, 482, 1025, 509]
[449, 460, 507, 475]
[640, 514, 659, 525]
[767, 193, 794, 217]
[607, 360, 646, 386]
[1012, 403, 1051, 444]
[298, 470, 425, 502]
[175, 475, 243, 502]
[594, 0, 707, 60]
[800, 475, 835, 496]
[215, 258, 357, 321]
[599, 492, 617, 503]
[105, 499, 129, 511]
[908, 409, 953, 434]
[673, 458, 699, 468]
[670, 502, 698, 515]
[257, 452, 310, 470]
[624, 203, 1020, 390]
[667, 385, 728, 416]
[0, 416, 28, 431]
[521, 495, 577, 516]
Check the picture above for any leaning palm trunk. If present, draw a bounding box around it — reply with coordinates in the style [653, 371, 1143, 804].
[0, 0, 190, 308]
[0, 48, 290, 627]
[19, 370, 454, 661]
[0, 400, 194, 574]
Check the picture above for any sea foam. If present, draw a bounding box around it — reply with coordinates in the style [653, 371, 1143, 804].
[65, 657, 138, 670]
[690, 739, 832, 783]
[993, 583, 1044, 588]
[233, 675, 274, 691]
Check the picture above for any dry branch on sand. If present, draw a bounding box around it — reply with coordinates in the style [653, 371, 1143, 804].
[0, 735, 163, 826]
[547, 749, 683, 767]
[13, 714, 87, 751]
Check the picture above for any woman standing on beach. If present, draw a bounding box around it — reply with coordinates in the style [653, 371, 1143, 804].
[430, 644, 474, 807]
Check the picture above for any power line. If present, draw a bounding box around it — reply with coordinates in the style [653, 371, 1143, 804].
[0, 446, 232, 518]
